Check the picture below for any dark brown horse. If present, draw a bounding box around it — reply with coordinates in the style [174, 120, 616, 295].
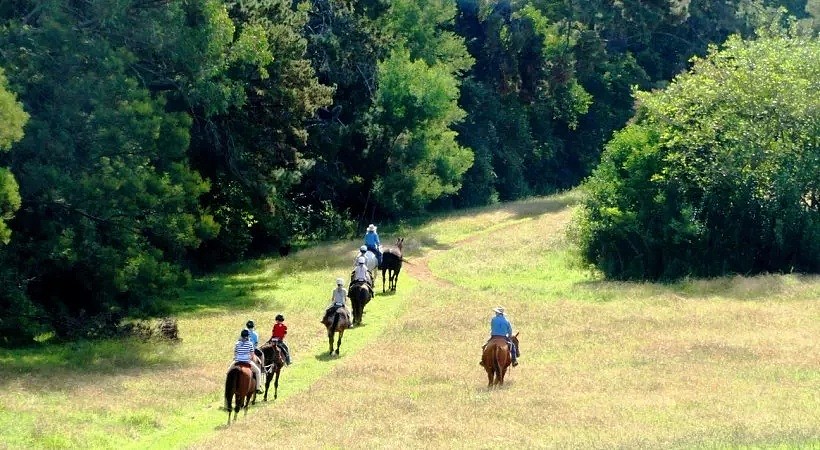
[481, 333, 520, 388]
[323, 307, 350, 355]
[380, 237, 404, 292]
[224, 362, 257, 424]
[348, 281, 372, 325]
[258, 338, 285, 401]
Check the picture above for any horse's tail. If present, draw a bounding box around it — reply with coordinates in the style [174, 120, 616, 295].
[331, 310, 340, 334]
[493, 345, 502, 380]
[225, 366, 238, 410]
[358, 283, 371, 306]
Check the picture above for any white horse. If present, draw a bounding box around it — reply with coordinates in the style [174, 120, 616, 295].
[363, 250, 378, 272]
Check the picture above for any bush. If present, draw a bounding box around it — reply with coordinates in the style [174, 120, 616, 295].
[574, 33, 820, 280]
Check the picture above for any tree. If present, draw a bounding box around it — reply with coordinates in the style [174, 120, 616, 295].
[0, 68, 27, 244]
[575, 32, 820, 280]
[367, 48, 473, 214]
[0, 2, 219, 341]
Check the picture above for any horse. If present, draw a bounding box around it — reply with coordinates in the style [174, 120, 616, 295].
[224, 362, 257, 424]
[348, 281, 372, 325]
[481, 332, 520, 388]
[323, 307, 350, 355]
[363, 250, 378, 289]
[258, 338, 286, 401]
[380, 237, 404, 292]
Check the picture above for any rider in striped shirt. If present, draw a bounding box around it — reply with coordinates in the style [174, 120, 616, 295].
[230, 329, 264, 393]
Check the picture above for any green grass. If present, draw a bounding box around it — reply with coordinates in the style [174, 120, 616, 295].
[1, 190, 818, 449]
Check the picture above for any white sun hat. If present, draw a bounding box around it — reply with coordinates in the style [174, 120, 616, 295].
[367, 224, 377, 232]
[493, 306, 505, 314]
[336, 278, 344, 286]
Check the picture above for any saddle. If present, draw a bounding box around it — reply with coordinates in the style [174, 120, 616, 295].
[349, 280, 373, 296]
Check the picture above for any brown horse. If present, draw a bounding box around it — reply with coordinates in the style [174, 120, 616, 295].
[323, 307, 350, 355]
[224, 362, 257, 424]
[380, 237, 404, 292]
[348, 281, 372, 325]
[258, 338, 285, 401]
[481, 333, 520, 388]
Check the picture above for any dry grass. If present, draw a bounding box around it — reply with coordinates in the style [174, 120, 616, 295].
[1, 191, 818, 449]
[195, 193, 820, 449]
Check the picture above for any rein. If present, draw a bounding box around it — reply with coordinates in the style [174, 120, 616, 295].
[259, 342, 282, 373]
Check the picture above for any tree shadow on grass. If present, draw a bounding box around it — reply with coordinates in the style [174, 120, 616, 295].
[0, 337, 183, 389]
[502, 193, 579, 220]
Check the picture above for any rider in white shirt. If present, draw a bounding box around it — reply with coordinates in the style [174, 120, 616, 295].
[352, 257, 372, 286]
[323, 278, 352, 326]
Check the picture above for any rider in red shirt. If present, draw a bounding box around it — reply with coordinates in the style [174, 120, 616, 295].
[270, 314, 291, 365]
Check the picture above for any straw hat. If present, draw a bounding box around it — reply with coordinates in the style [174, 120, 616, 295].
[493, 306, 505, 314]
[367, 224, 377, 232]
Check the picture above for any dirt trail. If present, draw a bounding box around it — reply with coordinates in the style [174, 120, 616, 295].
[403, 198, 574, 287]
[402, 249, 455, 287]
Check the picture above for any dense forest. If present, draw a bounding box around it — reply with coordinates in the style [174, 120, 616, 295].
[0, 0, 817, 345]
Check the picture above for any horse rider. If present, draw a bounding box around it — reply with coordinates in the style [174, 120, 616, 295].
[229, 329, 265, 393]
[350, 256, 373, 291]
[356, 245, 368, 264]
[270, 314, 292, 365]
[364, 224, 382, 267]
[323, 278, 352, 327]
[480, 306, 519, 367]
[245, 320, 259, 348]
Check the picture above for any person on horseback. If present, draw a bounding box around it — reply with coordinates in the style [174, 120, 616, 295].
[323, 278, 352, 327]
[349, 256, 374, 299]
[480, 307, 519, 367]
[270, 314, 292, 365]
[230, 329, 264, 393]
[245, 320, 259, 348]
[351, 256, 373, 287]
[356, 245, 368, 264]
[364, 224, 382, 267]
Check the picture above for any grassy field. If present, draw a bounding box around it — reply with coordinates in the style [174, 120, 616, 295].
[1, 191, 819, 449]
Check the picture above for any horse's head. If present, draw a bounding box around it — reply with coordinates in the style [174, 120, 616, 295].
[260, 339, 285, 367]
[395, 237, 404, 252]
[511, 332, 519, 349]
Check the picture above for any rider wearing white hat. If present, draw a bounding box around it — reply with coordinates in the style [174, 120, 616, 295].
[364, 224, 382, 267]
[481, 306, 518, 366]
[352, 255, 373, 288]
[323, 278, 352, 326]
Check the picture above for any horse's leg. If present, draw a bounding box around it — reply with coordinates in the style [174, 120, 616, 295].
[328, 330, 334, 354]
[263, 368, 271, 402]
[273, 369, 280, 401]
[335, 330, 343, 355]
[382, 269, 386, 293]
[394, 268, 401, 291]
